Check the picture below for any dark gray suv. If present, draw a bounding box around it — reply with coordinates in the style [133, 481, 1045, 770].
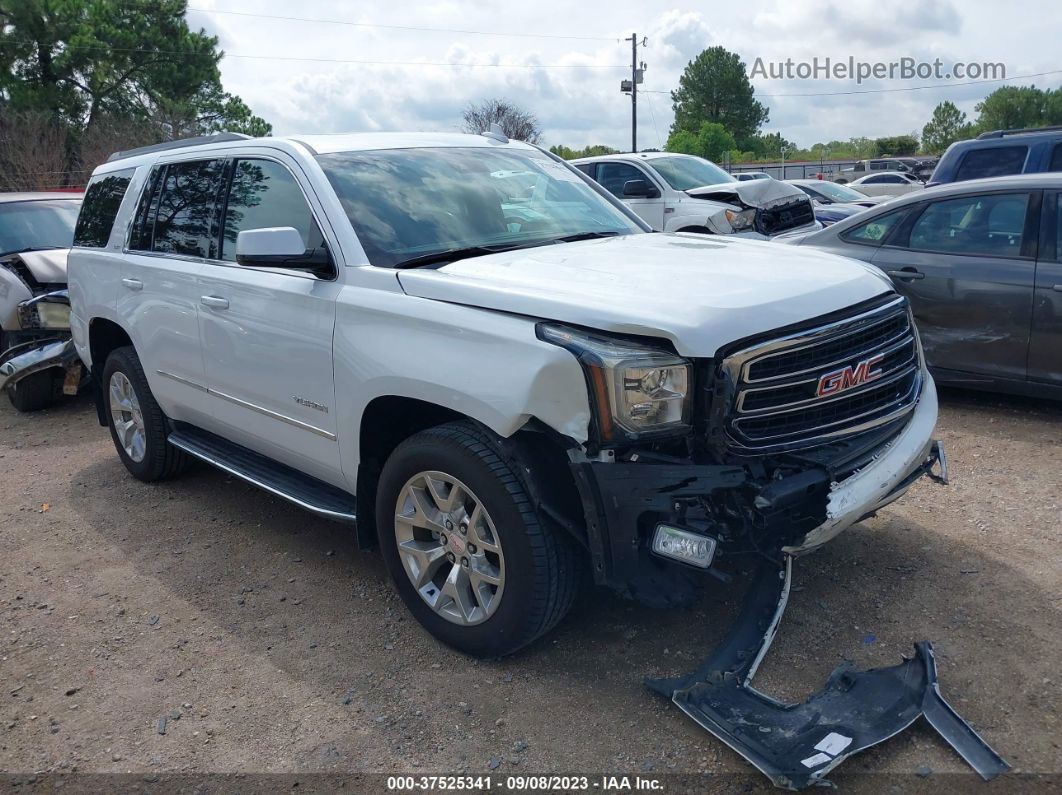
[785, 173, 1062, 399]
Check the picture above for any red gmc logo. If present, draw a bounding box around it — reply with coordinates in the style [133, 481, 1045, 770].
[816, 354, 885, 398]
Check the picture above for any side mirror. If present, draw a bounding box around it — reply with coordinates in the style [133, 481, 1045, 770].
[622, 179, 658, 198]
[235, 227, 330, 270]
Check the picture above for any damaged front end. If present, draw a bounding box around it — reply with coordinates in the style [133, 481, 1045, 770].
[561, 294, 946, 605]
[0, 290, 85, 410]
[686, 179, 818, 237]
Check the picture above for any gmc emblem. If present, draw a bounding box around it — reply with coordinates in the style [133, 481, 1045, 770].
[816, 354, 885, 398]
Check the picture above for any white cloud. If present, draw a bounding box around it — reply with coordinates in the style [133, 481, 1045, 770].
[187, 0, 1059, 151]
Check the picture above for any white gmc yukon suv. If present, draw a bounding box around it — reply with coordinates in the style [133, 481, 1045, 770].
[68, 131, 945, 657]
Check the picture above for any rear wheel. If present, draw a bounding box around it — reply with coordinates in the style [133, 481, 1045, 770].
[102, 346, 188, 481]
[377, 422, 578, 657]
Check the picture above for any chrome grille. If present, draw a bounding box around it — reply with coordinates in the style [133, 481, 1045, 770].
[721, 296, 922, 452]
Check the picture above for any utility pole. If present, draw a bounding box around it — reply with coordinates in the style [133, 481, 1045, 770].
[622, 33, 646, 153]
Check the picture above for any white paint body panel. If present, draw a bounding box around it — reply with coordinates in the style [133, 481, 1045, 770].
[398, 233, 894, 358]
[68, 131, 934, 544]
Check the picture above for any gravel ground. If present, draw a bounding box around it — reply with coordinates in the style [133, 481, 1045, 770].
[1, 388, 1059, 791]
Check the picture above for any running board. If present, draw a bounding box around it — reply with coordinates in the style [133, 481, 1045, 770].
[168, 427, 356, 522]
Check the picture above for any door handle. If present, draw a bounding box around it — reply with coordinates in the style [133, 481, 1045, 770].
[200, 295, 229, 309]
[1053, 284, 1062, 292]
[121, 278, 143, 291]
[885, 268, 925, 281]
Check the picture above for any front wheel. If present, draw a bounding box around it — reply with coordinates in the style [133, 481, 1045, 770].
[376, 423, 578, 657]
[7, 370, 59, 412]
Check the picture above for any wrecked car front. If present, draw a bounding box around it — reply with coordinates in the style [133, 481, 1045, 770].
[684, 178, 820, 238]
[397, 232, 945, 603]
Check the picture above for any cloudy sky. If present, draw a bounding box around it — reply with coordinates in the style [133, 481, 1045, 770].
[185, 0, 1060, 151]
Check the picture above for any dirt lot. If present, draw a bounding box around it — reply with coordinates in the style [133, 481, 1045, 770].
[1, 388, 1059, 791]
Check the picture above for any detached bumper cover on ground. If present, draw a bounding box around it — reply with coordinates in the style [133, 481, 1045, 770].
[648, 560, 1008, 790]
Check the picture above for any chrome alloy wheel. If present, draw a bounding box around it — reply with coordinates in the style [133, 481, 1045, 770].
[109, 371, 147, 463]
[394, 471, 505, 626]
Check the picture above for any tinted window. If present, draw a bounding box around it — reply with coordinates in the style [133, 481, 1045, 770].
[840, 208, 908, 246]
[909, 193, 1029, 257]
[596, 162, 650, 197]
[73, 169, 134, 248]
[129, 166, 163, 251]
[316, 147, 642, 268]
[954, 146, 1028, 182]
[151, 159, 225, 258]
[1049, 143, 1062, 173]
[0, 199, 80, 255]
[573, 163, 595, 177]
[221, 159, 322, 262]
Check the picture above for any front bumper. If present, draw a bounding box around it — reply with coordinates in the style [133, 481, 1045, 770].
[570, 377, 941, 597]
[0, 337, 82, 394]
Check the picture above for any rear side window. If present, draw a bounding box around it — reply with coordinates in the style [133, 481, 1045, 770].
[150, 159, 226, 258]
[1049, 143, 1062, 173]
[953, 146, 1028, 182]
[73, 169, 134, 247]
[840, 207, 908, 246]
[908, 193, 1029, 257]
[220, 159, 322, 262]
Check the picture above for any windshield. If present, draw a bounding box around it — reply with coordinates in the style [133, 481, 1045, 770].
[805, 181, 869, 202]
[316, 147, 643, 267]
[0, 199, 81, 255]
[646, 156, 734, 191]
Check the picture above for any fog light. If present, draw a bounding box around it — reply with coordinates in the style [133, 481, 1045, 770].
[651, 524, 717, 569]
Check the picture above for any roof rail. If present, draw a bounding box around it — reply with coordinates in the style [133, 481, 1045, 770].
[106, 132, 252, 162]
[976, 125, 1062, 140]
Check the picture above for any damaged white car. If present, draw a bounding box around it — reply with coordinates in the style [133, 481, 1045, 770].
[0, 191, 86, 411]
[69, 131, 944, 660]
[571, 151, 820, 238]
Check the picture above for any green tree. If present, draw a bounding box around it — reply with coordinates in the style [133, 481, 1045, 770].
[0, 0, 270, 184]
[664, 129, 700, 156]
[874, 135, 919, 156]
[922, 101, 970, 154]
[547, 143, 619, 160]
[973, 85, 1062, 132]
[670, 47, 768, 145]
[695, 122, 736, 162]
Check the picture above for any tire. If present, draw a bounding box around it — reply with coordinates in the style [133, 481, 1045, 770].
[376, 422, 578, 658]
[102, 346, 189, 482]
[7, 369, 59, 412]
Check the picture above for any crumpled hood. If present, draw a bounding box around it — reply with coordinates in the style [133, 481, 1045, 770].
[397, 233, 893, 357]
[685, 178, 805, 208]
[8, 248, 69, 283]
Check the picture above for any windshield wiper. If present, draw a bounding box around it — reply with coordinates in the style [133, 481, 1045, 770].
[393, 231, 623, 269]
[393, 244, 520, 270]
[549, 231, 621, 243]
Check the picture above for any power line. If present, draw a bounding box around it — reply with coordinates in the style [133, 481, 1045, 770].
[60, 44, 626, 68]
[185, 6, 619, 42]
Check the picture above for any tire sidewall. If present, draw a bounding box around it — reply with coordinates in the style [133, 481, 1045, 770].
[376, 432, 542, 657]
[102, 348, 166, 480]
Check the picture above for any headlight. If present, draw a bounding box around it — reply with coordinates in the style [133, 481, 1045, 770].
[724, 207, 757, 232]
[17, 290, 71, 331]
[538, 323, 692, 443]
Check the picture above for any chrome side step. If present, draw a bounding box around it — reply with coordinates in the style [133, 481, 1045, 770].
[168, 427, 356, 523]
